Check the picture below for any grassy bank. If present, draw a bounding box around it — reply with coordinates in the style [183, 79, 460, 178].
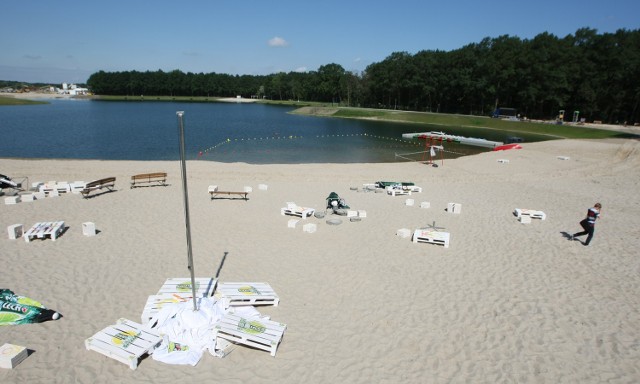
[292, 106, 636, 140]
[0, 96, 48, 106]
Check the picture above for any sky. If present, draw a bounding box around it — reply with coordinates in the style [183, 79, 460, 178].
[1, 0, 638, 84]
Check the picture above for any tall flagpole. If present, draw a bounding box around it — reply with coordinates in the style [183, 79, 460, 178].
[176, 111, 198, 311]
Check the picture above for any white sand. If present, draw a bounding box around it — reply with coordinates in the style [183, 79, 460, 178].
[1, 139, 639, 383]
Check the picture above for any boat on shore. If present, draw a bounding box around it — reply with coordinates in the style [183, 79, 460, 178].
[401, 131, 503, 149]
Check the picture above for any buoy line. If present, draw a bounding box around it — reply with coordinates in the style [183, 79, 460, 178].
[198, 133, 423, 157]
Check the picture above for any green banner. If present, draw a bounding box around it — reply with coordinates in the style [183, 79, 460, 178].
[0, 289, 60, 325]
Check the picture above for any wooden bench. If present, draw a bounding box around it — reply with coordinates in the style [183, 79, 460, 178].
[208, 185, 249, 200]
[130, 172, 167, 188]
[81, 177, 116, 198]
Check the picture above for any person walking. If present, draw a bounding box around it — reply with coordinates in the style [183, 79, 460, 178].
[571, 203, 602, 246]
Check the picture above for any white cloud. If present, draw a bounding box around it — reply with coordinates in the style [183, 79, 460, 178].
[268, 36, 289, 47]
[294, 66, 307, 73]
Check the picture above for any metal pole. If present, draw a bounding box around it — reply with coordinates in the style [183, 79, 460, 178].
[176, 111, 198, 312]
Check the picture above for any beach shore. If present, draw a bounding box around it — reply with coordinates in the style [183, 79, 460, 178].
[0, 91, 72, 100]
[1, 138, 639, 383]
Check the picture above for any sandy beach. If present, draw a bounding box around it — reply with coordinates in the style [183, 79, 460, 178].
[1, 138, 639, 383]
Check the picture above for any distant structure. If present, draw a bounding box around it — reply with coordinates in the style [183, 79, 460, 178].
[492, 107, 517, 119]
[57, 82, 88, 96]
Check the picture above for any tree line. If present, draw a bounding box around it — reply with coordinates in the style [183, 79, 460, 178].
[87, 28, 640, 124]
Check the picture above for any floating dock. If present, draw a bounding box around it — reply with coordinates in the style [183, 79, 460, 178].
[402, 131, 503, 149]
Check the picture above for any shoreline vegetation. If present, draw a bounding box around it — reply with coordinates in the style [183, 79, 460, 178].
[2, 92, 639, 141]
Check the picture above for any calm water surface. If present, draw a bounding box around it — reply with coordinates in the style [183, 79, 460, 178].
[0, 99, 546, 163]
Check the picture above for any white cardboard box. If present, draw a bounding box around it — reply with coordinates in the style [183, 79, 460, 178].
[7, 224, 23, 240]
[303, 223, 317, 233]
[396, 228, 411, 238]
[82, 222, 96, 236]
[0, 343, 28, 369]
[4, 196, 20, 205]
[447, 203, 462, 214]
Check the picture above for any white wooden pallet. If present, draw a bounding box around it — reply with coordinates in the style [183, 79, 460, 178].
[85, 318, 162, 370]
[215, 313, 286, 357]
[215, 282, 279, 307]
[142, 277, 217, 323]
[514, 208, 546, 220]
[387, 188, 411, 196]
[155, 277, 217, 297]
[24, 221, 65, 242]
[412, 229, 450, 248]
[280, 206, 315, 218]
[141, 293, 192, 325]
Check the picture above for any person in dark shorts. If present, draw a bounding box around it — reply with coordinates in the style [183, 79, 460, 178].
[571, 203, 602, 246]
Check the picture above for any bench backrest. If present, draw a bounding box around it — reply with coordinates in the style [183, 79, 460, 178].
[132, 172, 166, 180]
[86, 177, 116, 188]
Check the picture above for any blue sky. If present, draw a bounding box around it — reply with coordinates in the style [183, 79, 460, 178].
[1, 0, 638, 84]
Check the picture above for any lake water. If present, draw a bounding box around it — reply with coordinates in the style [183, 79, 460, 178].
[0, 99, 545, 164]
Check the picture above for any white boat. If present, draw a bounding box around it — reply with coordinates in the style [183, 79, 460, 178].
[401, 132, 503, 148]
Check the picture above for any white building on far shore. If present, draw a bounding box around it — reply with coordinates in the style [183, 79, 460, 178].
[57, 82, 89, 95]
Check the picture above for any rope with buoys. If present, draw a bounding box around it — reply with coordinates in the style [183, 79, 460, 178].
[394, 146, 466, 164]
[197, 132, 423, 157]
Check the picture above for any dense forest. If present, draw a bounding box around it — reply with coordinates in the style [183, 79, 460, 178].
[87, 28, 640, 124]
